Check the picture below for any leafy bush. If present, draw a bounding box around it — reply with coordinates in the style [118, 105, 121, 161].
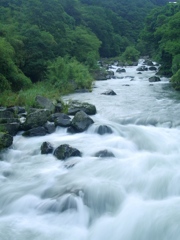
[120, 46, 140, 63]
[47, 57, 93, 91]
[172, 54, 180, 75]
[171, 69, 180, 90]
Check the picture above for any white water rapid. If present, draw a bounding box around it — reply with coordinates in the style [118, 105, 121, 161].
[1, 60, 180, 240]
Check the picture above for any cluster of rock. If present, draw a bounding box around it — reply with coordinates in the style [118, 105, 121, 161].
[0, 96, 115, 162]
[0, 97, 95, 150]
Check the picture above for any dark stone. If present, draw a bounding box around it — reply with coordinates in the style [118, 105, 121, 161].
[0, 109, 14, 118]
[101, 90, 117, 95]
[41, 141, 53, 154]
[107, 70, 114, 76]
[71, 111, 94, 133]
[116, 68, 126, 73]
[97, 125, 113, 135]
[23, 127, 47, 137]
[136, 66, 148, 71]
[54, 144, 82, 160]
[67, 126, 77, 134]
[0, 123, 20, 136]
[137, 72, 142, 74]
[149, 76, 161, 82]
[143, 59, 154, 66]
[54, 103, 63, 113]
[149, 66, 157, 71]
[44, 122, 56, 134]
[95, 150, 115, 158]
[122, 84, 130, 86]
[22, 109, 50, 130]
[54, 113, 71, 127]
[35, 95, 55, 112]
[67, 100, 96, 115]
[7, 106, 26, 115]
[0, 133, 13, 149]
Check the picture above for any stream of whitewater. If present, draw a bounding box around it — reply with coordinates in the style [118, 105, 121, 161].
[1, 60, 180, 240]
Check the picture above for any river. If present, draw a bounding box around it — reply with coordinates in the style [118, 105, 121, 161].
[0, 59, 180, 240]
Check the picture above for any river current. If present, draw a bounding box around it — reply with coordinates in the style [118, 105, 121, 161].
[1, 60, 180, 240]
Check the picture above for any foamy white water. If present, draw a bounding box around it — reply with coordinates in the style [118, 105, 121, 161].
[1, 60, 180, 240]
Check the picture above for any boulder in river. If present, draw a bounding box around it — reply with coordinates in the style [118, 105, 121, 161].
[96, 125, 113, 135]
[149, 66, 157, 71]
[54, 113, 71, 127]
[95, 149, 115, 158]
[67, 100, 96, 115]
[101, 90, 117, 95]
[0, 133, 13, 150]
[22, 109, 50, 130]
[116, 68, 126, 73]
[41, 141, 54, 154]
[136, 66, 148, 71]
[70, 111, 94, 133]
[54, 144, 82, 160]
[149, 76, 161, 82]
[23, 126, 47, 137]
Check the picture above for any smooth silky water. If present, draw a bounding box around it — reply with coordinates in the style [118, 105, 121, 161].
[1, 60, 180, 240]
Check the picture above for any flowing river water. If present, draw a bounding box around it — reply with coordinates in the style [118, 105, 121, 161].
[1, 60, 180, 240]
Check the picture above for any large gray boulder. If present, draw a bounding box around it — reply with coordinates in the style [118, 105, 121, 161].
[0, 123, 20, 136]
[22, 109, 50, 130]
[54, 113, 71, 127]
[0, 133, 13, 150]
[67, 100, 96, 115]
[70, 111, 94, 133]
[54, 144, 82, 160]
[35, 95, 55, 113]
[149, 76, 161, 82]
[23, 127, 47, 137]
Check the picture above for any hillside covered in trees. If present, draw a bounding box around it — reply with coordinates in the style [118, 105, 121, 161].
[1, 0, 179, 106]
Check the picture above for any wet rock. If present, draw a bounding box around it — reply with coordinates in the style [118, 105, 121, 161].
[101, 90, 117, 95]
[136, 66, 148, 71]
[41, 141, 54, 154]
[54, 113, 71, 127]
[137, 72, 142, 74]
[0, 133, 13, 150]
[149, 76, 161, 82]
[0, 109, 14, 118]
[23, 126, 47, 137]
[143, 59, 154, 66]
[116, 68, 126, 73]
[95, 150, 115, 158]
[0, 123, 20, 136]
[70, 111, 94, 133]
[67, 100, 96, 115]
[54, 102, 63, 113]
[54, 144, 82, 160]
[97, 125, 113, 135]
[35, 95, 55, 113]
[22, 109, 50, 130]
[149, 66, 157, 71]
[44, 122, 56, 134]
[7, 106, 26, 115]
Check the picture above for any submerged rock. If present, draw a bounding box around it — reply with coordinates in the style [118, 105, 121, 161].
[149, 76, 161, 82]
[95, 150, 115, 158]
[41, 142, 54, 154]
[54, 144, 82, 160]
[101, 90, 117, 95]
[97, 125, 113, 135]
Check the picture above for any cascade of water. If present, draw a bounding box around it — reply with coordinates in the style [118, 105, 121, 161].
[0, 60, 180, 240]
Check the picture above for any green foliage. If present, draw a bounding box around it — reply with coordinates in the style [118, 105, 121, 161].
[139, 2, 180, 77]
[172, 54, 180, 75]
[47, 57, 93, 91]
[121, 46, 140, 63]
[171, 69, 180, 90]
